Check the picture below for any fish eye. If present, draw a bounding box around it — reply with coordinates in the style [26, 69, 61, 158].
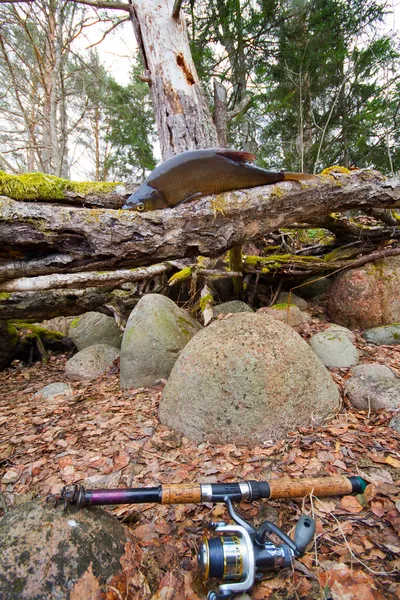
[136, 203, 145, 212]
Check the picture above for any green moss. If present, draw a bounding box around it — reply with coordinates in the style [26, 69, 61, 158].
[12, 322, 63, 341]
[199, 294, 213, 311]
[210, 194, 228, 215]
[5, 321, 19, 345]
[244, 254, 319, 267]
[0, 292, 11, 301]
[393, 332, 400, 340]
[69, 317, 81, 329]
[197, 256, 209, 268]
[270, 186, 285, 198]
[0, 170, 120, 201]
[320, 165, 351, 175]
[168, 267, 192, 284]
[244, 255, 263, 267]
[271, 303, 296, 310]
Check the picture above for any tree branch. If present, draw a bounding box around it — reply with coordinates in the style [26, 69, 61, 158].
[172, 0, 184, 20]
[69, 0, 133, 12]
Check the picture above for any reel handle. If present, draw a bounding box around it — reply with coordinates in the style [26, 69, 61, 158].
[294, 515, 316, 556]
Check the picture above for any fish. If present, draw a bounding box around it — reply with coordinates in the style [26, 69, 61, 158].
[123, 148, 317, 212]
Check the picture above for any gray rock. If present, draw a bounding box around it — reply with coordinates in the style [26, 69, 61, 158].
[389, 412, 400, 433]
[362, 324, 400, 346]
[276, 292, 308, 311]
[159, 313, 339, 445]
[68, 311, 122, 350]
[39, 316, 75, 336]
[308, 327, 359, 368]
[65, 343, 119, 381]
[257, 304, 312, 326]
[325, 324, 356, 343]
[344, 363, 400, 411]
[212, 300, 254, 317]
[0, 499, 131, 600]
[120, 294, 202, 389]
[32, 382, 73, 402]
[296, 277, 332, 299]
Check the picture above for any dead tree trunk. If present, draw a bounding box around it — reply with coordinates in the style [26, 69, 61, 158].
[131, 0, 218, 158]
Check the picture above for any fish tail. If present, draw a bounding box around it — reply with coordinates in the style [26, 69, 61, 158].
[282, 172, 318, 182]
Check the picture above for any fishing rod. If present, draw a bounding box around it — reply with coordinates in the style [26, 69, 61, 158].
[50, 474, 366, 510]
[49, 475, 367, 600]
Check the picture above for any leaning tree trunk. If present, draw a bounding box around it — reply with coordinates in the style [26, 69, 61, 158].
[131, 0, 218, 159]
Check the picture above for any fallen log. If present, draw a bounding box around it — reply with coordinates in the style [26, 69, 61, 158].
[0, 171, 399, 275]
[0, 263, 172, 292]
[1, 170, 399, 321]
[0, 279, 168, 321]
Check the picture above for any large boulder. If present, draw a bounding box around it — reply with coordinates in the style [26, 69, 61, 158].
[159, 313, 340, 445]
[328, 257, 400, 329]
[0, 499, 132, 599]
[65, 343, 119, 381]
[68, 311, 122, 350]
[120, 294, 202, 389]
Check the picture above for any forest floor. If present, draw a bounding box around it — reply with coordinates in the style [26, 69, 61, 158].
[1, 317, 400, 600]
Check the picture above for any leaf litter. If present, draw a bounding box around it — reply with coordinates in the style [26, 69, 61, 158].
[1, 325, 400, 600]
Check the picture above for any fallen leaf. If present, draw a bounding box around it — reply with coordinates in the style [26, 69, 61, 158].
[386, 456, 400, 469]
[340, 496, 363, 513]
[318, 562, 387, 600]
[70, 563, 101, 600]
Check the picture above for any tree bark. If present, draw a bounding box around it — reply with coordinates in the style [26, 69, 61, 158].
[131, 0, 218, 158]
[0, 171, 399, 274]
[0, 287, 137, 321]
[0, 263, 172, 292]
[0, 276, 170, 321]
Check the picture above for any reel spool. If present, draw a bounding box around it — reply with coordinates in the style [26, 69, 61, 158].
[198, 497, 316, 600]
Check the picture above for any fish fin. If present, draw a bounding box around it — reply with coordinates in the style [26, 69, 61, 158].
[217, 150, 256, 164]
[175, 191, 203, 206]
[282, 172, 318, 182]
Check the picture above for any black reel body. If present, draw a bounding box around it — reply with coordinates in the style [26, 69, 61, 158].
[198, 497, 316, 600]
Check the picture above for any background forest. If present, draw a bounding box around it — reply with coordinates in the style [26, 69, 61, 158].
[0, 0, 398, 182]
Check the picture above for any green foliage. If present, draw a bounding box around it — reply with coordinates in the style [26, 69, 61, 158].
[190, 0, 399, 175]
[103, 63, 157, 181]
[255, 0, 399, 174]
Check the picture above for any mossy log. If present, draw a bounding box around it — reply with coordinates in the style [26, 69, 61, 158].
[0, 321, 73, 368]
[0, 169, 399, 320]
[1, 170, 399, 274]
[244, 246, 400, 277]
[0, 170, 133, 208]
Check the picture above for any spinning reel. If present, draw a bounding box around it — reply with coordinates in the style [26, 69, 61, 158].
[197, 497, 316, 600]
